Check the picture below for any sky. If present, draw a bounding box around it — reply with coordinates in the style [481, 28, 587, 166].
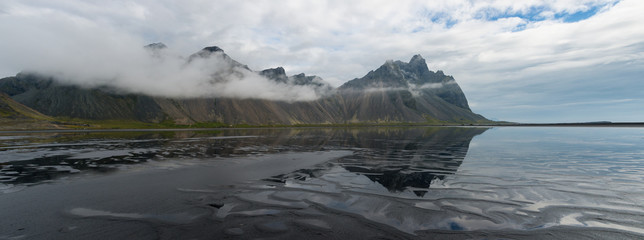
[0, 0, 643, 123]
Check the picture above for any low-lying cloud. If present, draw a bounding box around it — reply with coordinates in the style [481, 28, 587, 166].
[361, 80, 456, 96]
[23, 44, 327, 101]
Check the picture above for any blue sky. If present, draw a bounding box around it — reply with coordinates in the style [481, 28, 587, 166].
[0, 0, 642, 123]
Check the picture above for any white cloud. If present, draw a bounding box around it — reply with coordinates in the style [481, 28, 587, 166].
[0, 1, 330, 101]
[0, 0, 643, 122]
[358, 80, 456, 97]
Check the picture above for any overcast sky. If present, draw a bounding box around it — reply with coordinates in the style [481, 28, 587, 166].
[1, 0, 643, 123]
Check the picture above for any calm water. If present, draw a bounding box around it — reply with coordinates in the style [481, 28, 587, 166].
[1, 127, 643, 239]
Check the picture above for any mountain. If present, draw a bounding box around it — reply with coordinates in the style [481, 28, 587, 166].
[0, 73, 166, 122]
[335, 55, 483, 122]
[259, 67, 334, 97]
[0, 45, 488, 126]
[340, 55, 470, 110]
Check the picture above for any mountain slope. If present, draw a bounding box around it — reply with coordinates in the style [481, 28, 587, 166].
[0, 92, 52, 120]
[0, 92, 61, 129]
[0, 73, 166, 122]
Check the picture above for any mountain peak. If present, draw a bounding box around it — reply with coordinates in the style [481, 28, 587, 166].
[186, 45, 251, 71]
[202, 46, 224, 53]
[337, 54, 472, 109]
[410, 54, 425, 64]
[259, 67, 288, 83]
[144, 42, 167, 50]
[259, 67, 286, 76]
[188, 46, 226, 60]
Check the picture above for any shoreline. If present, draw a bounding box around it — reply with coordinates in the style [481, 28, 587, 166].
[2, 122, 644, 133]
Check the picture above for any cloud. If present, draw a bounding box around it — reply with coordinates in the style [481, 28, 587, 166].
[34, 43, 327, 101]
[0, 0, 643, 122]
[0, 2, 328, 101]
[102, 48, 326, 101]
[359, 80, 456, 98]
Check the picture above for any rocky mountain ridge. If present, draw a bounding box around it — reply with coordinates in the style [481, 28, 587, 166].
[0, 44, 487, 126]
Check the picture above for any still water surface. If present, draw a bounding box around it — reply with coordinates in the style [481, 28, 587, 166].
[1, 127, 643, 239]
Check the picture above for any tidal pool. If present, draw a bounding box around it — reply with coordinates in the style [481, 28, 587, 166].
[0, 127, 643, 239]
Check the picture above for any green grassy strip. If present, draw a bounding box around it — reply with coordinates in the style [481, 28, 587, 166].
[54, 119, 498, 130]
[5, 113, 501, 130]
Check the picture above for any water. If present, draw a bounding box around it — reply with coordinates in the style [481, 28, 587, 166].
[1, 127, 643, 239]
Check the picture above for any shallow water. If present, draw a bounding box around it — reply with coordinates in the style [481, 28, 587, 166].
[1, 127, 643, 239]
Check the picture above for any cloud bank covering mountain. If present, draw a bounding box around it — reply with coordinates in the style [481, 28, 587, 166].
[0, 51, 487, 125]
[4, 40, 331, 102]
[1, 0, 643, 122]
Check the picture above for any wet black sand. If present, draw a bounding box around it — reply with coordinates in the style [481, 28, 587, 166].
[2, 127, 643, 239]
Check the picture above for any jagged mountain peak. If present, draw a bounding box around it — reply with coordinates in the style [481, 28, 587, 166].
[261, 67, 286, 75]
[377, 59, 404, 75]
[341, 56, 431, 90]
[407, 54, 429, 73]
[259, 67, 288, 83]
[259, 67, 333, 95]
[410, 54, 425, 64]
[201, 46, 224, 53]
[341, 54, 435, 90]
[186, 46, 251, 71]
[144, 42, 167, 50]
[337, 54, 472, 110]
[144, 42, 167, 58]
[394, 54, 432, 84]
[189, 46, 226, 59]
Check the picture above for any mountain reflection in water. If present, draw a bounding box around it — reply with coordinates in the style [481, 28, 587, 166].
[0, 127, 485, 190]
[2, 127, 644, 239]
[269, 127, 484, 197]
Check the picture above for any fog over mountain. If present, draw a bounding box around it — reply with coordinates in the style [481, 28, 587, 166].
[2, 0, 642, 122]
[0, 48, 486, 125]
[16, 42, 330, 102]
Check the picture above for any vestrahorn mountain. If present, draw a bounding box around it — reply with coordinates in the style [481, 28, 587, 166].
[0, 44, 487, 127]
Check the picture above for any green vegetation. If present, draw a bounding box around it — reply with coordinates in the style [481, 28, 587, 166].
[422, 115, 497, 126]
[0, 93, 53, 120]
[1, 116, 500, 131]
